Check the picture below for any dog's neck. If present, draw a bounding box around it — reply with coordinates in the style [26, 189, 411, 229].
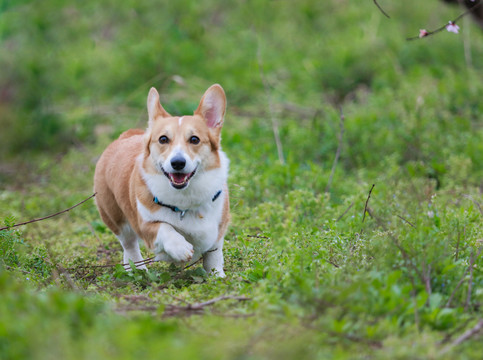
[153, 189, 222, 220]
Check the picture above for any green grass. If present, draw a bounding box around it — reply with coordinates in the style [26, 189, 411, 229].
[1, 0, 483, 359]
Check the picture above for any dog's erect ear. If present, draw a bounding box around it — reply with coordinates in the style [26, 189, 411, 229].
[194, 84, 226, 129]
[147, 87, 171, 127]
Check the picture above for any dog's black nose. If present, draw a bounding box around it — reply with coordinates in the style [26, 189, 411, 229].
[171, 155, 186, 171]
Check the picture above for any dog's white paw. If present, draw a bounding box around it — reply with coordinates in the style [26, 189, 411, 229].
[208, 268, 226, 278]
[160, 238, 194, 263]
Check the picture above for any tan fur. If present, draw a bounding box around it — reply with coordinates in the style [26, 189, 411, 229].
[94, 84, 230, 275]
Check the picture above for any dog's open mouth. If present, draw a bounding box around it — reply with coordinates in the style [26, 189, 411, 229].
[163, 168, 196, 189]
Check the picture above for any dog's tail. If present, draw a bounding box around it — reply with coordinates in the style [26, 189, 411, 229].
[118, 129, 145, 140]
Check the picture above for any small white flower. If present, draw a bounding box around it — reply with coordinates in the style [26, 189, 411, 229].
[446, 21, 460, 34]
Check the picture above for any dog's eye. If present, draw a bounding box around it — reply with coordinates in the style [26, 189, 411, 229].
[159, 135, 169, 144]
[189, 136, 200, 145]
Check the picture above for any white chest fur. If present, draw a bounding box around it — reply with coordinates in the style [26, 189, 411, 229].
[136, 192, 224, 259]
[136, 151, 228, 260]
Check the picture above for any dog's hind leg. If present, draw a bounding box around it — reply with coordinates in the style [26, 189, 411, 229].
[117, 223, 147, 270]
[203, 243, 225, 278]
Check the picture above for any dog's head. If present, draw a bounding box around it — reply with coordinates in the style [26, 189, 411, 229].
[144, 84, 226, 190]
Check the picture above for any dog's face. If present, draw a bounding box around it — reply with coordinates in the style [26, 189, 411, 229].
[144, 85, 226, 190]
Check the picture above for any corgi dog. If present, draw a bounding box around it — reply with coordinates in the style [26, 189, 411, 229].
[94, 84, 229, 277]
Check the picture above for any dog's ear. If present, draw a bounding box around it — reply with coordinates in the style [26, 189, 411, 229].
[195, 84, 226, 129]
[147, 87, 171, 127]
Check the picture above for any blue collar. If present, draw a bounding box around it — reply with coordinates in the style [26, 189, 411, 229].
[153, 190, 222, 220]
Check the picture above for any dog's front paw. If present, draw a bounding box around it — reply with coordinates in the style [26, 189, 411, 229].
[162, 238, 194, 263]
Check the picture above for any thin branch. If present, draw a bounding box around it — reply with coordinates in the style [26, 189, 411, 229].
[407, 2, 482, 40]
[183, 257, 203, 270]
[69, 256, 156, 270]
[325, 258, 340, 268]
[117, 294, 251, 318]
[0, 193, 97, 231]
[397, 214, 416, 228]
[362, 184, 375, 224]
[191, 295, 251, 309]
[70, 245, 216, 276]
[326, 106, 345, 193]
[336, 202, 354, 222]
[373, 0, 391, 19]
[424, 263, 432, 299]
[440, 319, 483, 355]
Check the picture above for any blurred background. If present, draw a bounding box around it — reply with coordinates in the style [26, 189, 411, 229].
[1, 3, 483, 358]
[1, 0, 483, 191]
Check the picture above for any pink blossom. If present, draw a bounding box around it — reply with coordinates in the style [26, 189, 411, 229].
[446, 21, 460, 34]
[419, 29, 429, 38]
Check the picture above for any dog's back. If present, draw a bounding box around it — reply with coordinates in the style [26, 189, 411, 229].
[93, 131, 144, 235]
[118, 128, 145, 140]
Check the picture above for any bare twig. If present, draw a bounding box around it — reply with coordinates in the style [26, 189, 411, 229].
[407, 2, 482, 40]
[70, 245, 217, 278]
[183, 257, 203, 270]
[117, 294, 251, 318]
[373, 0, 391, 18]
[325, 258, 340, 268]
[0, 193, 96, 231]
[69, 256, 157, 271]
[440, 319, 483, 355]
[362, 184, 375, 224]
[397, 214, 416, 228]
[439, 318, 473, 345]
[326, 106, 345, 193]
[336, 202, 354, 222]
[424, 264, 432, 299]
[192, 295, 251, 309]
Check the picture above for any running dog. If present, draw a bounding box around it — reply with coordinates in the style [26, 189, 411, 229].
[94, 84, 229, 277]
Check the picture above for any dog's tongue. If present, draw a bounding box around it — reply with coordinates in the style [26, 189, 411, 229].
[170, 173, 189, 184]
